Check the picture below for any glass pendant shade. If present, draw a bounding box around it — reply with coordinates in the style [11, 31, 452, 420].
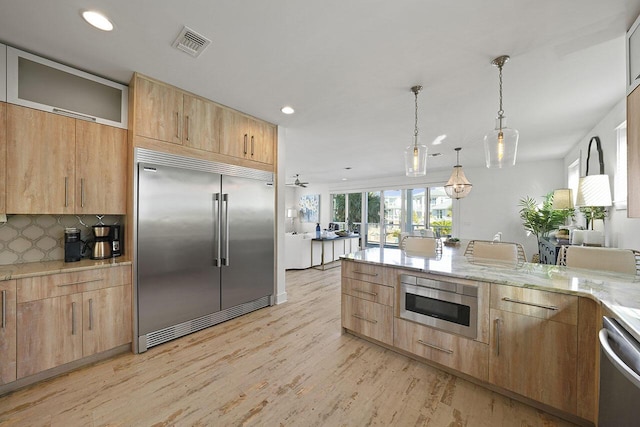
[404, 140, 428, 176]
[483, 116, 519, 168]
[444, 147, 472, 199]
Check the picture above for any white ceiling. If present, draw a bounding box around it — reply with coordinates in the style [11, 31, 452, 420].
[1, 0, 640, 185]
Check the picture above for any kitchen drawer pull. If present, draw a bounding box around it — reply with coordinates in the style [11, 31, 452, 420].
[57, 278, 103, 287]
[243, 134, 248, 154]
[89, 298, 93, 331]
[80, 178, 85, 208]
[1, 290, 6, 329]
[71, 302, 77, 335]
[250, 135, 255, 156]
[175, 112, 180, 138]
[352, 289, 378, 297]
[185, 116, 190, 141]
[495, 318, 501, 356]
[64, 177, 69, 207]
[352, 313, 377, 324]
[501, 297, 559, 311]
[352, 270, 378, 277]
[417, 339, 453, 355]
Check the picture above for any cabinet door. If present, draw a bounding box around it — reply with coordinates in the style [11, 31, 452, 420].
[0, 102, 5, 213]
[248, 119, 275, 164]
[628, 86, 640, 217]
[83, 284, 132, 356]
[17, 293, 83, 378]
[75, 121, 127, 214]
[183, 95, 222, 153]
[341, 294, 393, 345]
[134, 76, 183, 144]
[220, 109, 250, 159]
[6, 105, 76, 214]
[0, 280, 17, 385]
[488, 308, 577, 414]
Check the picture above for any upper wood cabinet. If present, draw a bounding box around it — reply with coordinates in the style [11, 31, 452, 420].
[75, 121, 127, 215]
[7, 104, 76, 214]
[628, 86, 640, 217]
[134, 75, 223, 153]
[6, 105, 127, 215]
[221, 109, 275, 165]
[0, 102, 6, 213]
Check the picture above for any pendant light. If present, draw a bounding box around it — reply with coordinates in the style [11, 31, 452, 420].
[483, 55, 519, 168]
[444, 147, 473, 199]
[404, 85, 428, 176]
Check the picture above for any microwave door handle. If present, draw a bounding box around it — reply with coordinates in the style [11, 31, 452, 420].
[213, 193, 221, 267]
[222, 194, 230, 266]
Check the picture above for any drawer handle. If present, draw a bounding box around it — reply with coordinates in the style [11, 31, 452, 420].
[1, 290, 6, 329]
[501, 297, 558, 311]
[417, 340, 453, 355]
[80, 178, 85, 208]
[243, 134, 248, 155]
[495, 318, 501, 357]
[71, 302, 77, 335]
[353, 313, 377, 324]
[57, 278, 104, 287]
[353, 289, 378, 297]
[352, 270, 378, 277]
[89, 298, 94, 331]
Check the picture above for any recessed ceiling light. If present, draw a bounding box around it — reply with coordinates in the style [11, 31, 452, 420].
[342, 178, 348, 181]
[281, 106, 295, 115]
[433, 134, 447, 145]
[82, 11, 114, 31]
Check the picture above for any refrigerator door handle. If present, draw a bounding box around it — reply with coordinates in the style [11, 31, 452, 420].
[222, 193, 230, 266]
[213, 193, 222, 267]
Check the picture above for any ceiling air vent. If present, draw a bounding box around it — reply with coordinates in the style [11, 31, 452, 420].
[172, 26, 211, 58]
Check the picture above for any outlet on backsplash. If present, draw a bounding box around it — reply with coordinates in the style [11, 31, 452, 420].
[0, 214, 124, 265]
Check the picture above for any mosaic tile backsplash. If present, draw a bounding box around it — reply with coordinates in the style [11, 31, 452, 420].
[0, 214, 123, 265]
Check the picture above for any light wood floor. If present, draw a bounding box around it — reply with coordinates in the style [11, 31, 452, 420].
[0, 268, 577, 426]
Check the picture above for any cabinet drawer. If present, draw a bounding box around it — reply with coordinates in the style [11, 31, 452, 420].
[490, 284, 577, 325]
[17, 266, 132, 303]
[342, 277, 393, 306]
[342, 294, 393, 345]
[342, 261, 385, 285]
[394, 318, 489, 381]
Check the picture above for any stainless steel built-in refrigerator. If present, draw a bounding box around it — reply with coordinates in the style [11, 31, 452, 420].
[134, 149, 274, 352]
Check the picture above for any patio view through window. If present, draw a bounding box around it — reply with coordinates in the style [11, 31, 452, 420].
[331, 187, 452, 248]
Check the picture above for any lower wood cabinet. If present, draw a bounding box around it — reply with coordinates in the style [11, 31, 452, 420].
[341, 294, 393, 345]
[394, 318, 489, 381]
[15, 265, 132, 379]
[0, 280, 17, 385]
[488, 284, 579, 415]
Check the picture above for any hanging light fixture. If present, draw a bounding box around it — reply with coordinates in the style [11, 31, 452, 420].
[444, 147, 473, 199]
[483, 55, 519, 168]
[404, 85, 428, 176]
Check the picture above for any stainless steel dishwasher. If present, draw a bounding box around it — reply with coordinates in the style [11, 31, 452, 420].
[598, 316, 640, 426]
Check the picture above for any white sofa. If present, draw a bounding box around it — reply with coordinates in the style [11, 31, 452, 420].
[284, 233, 312, 269]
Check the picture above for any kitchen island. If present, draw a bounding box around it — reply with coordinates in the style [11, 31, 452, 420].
[341, 246, 640, 426]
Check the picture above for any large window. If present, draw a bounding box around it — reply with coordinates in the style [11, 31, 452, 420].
[331, 187, 452, 248]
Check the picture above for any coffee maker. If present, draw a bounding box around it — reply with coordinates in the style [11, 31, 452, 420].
[110, 225, 123, 257]
[64, 228, 82, 262]
[91, 225, 112, 259]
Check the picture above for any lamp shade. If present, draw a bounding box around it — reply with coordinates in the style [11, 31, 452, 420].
[286, 208, 298, 218]
[575, 175, 612, 207]
[551, 188, 574, 210]
[444, 166, 473, 199]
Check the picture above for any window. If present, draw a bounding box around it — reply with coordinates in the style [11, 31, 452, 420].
[615, 121, 627, 209]
[331, 192, 363, 231]
[568, 158, 580, 206]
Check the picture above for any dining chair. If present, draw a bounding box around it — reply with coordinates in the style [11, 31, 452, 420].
[464, 240, 527, 263]
[556, 245, 640, 275]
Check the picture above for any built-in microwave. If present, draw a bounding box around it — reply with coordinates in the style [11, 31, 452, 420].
[399, 274, 478, 340]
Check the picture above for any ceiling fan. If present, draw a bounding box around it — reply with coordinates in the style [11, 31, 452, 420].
[287, 174, 309, 188]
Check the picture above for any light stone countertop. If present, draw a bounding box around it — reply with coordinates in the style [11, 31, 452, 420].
[0, 257, 132, 281]
[343, 247, 640, 341]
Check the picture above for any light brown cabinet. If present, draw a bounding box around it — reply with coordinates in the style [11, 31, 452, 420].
[221, 109, 275, 165]
[16, 266, 132, 379]
[627, 85, 640, 217]
[0, 280, 17, 385]
[134, 75, 222, 153]
[341, 294, 393, 345]
[488, 284, 578, 414]
[6, 105, 127, 214]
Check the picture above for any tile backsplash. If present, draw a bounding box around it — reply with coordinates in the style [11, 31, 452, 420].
[0, 214, 123, 265]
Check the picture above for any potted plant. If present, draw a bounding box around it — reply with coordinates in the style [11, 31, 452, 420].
[519, 192, 574, 260]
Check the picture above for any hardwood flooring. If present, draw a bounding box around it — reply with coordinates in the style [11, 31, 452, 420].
[0, 268, 577, 426]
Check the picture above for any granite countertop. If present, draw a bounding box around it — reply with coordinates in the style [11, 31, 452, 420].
[0, 257, 132, 281]
[343, 247, 640, 341]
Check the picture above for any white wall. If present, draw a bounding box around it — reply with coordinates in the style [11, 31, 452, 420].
[285, 161, 564, 261]
[563, 99, 640, 249]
